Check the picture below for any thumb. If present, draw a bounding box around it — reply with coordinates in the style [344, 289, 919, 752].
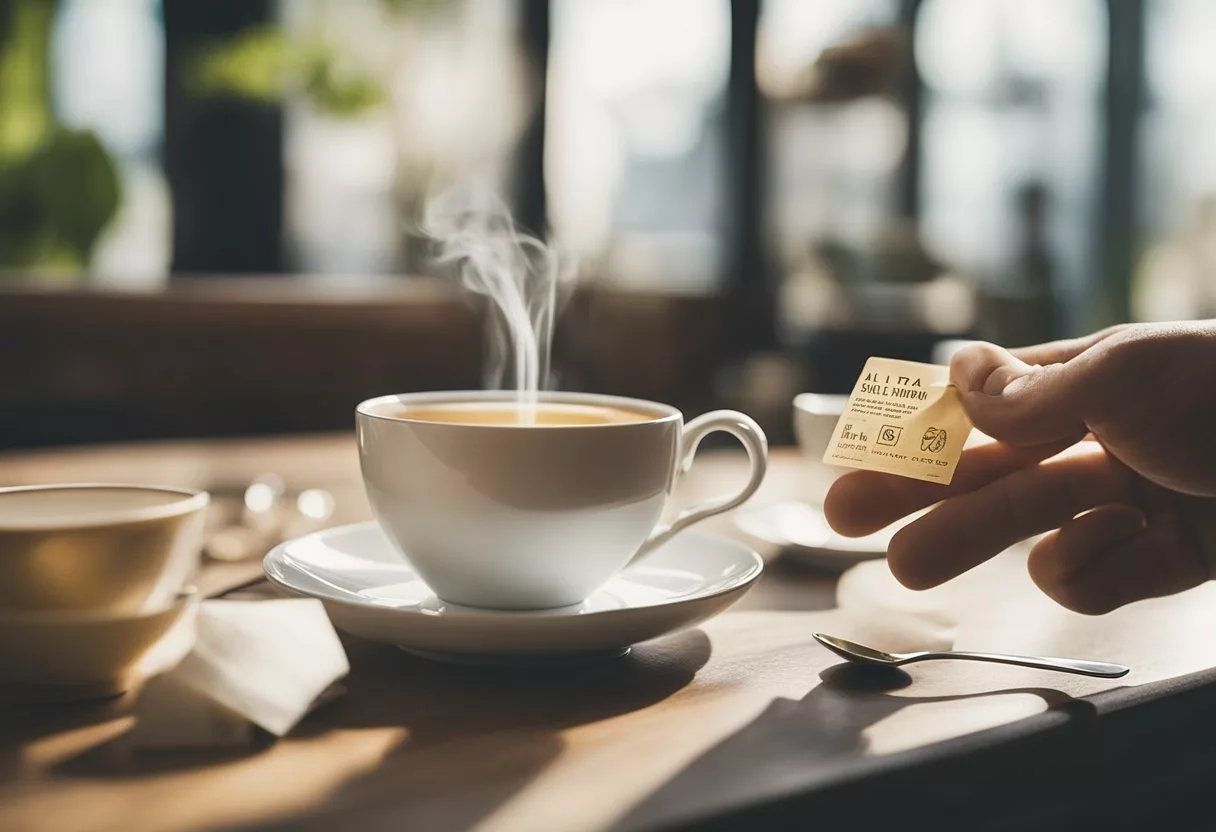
[949, 342, 1107, 446]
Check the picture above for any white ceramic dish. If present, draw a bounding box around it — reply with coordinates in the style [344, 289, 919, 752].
[0, 590, 198, 700]
[0, 483, 208, 613]
[264, 522, 763, 662]
[734, 501, 909, 570]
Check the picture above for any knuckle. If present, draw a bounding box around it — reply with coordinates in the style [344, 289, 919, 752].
[992, 476, 1029, 536]
[1096, 322, 1205, 374]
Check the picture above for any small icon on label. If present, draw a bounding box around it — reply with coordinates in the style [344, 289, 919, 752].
[921, 427, 947, 453]
[876, 425, 902, 447]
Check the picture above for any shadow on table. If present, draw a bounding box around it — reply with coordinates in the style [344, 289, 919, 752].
[238, 627, 714, 831]
[732, 554, 847, 612]
[0, 694, 141, 781]
[26, 699, 277, 781]
[614, 663, 1095, 831]
[6, 692, 274, 782]
[18, 628, 709, 829]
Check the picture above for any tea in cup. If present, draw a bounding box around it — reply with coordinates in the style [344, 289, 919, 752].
[356, 392, 768, 609]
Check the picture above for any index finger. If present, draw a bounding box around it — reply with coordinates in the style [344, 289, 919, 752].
[824, 436, 1076, 537]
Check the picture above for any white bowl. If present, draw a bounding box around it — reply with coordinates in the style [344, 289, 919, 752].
[0, 590, 198, 700]
[792, 393, 849, 501]
[0, 484, 208, 614]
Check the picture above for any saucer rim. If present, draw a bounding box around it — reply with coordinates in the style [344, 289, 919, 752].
[263, 521, 764, 619]
[733, 500, 890, 563]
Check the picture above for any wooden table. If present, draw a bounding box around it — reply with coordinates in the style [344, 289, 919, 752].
[1, 437, 1215, 832]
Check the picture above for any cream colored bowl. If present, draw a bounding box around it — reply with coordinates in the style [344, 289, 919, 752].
[0, 590, 198, 700]
[0, 484, 208, 613]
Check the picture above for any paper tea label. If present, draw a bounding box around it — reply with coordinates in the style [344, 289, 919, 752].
[823, 357, 972, 484]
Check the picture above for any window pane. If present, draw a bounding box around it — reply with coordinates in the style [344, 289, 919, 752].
[50, 0, 169, 286]
[1134, 0, 1216, 321]
[758, 0, 903, 271]
[282, 0, 529, 275]
[546, 0, 731, 289]
[917, 0, 1105, 338]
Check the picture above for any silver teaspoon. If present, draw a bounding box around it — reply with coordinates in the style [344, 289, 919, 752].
[813, 633, 1129, 679]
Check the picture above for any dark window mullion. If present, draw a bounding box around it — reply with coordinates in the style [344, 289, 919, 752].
[724, 0, 773, 356]
[896, 0, 923, 222]
[512, 0, 549, 239]
[163, 0, 284, 276]
[1097, 0, 1145, 328]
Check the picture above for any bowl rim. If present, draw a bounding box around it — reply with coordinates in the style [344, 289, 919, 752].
[0, 483, 209, 533]
[792, 392, 850, 415]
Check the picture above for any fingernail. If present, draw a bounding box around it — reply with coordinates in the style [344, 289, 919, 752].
[954, 344, 1039, 397]
[979, 361, 1033, 396]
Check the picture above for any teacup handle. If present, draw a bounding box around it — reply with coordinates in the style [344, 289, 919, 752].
[630, 410, 768, 564]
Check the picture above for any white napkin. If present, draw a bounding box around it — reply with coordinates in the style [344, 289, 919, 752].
[131, 599, 349, 747]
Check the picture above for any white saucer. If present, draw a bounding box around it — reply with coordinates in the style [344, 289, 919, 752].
[263, 522, 763, 662]
[734, 501, 904, 570]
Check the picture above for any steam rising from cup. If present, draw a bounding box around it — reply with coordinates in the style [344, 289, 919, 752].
[423, 187, 575, 423]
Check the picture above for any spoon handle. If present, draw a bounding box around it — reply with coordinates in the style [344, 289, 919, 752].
[912, 651, 1130, 679]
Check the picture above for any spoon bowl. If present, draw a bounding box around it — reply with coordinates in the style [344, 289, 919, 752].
[814, 633, 901, 665]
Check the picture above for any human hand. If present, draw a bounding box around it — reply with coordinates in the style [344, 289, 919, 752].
[824, 322, 1216, 614]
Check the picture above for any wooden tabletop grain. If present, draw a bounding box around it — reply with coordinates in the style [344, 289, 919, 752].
[1, 437, 1214, 832]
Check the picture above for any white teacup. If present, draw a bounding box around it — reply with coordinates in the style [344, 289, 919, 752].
[356, 391, 768, 609]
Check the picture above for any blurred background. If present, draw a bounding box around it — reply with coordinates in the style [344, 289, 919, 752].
[0, 0, 1208, 449]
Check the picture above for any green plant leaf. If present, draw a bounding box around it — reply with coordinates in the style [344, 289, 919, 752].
[0, 128, 121, 270]
[0, 0, 54, 159]
[190, 24, 386, 119]
[380, 0, 453, 16]
[189, 24, 296, 103]
[302, 52, 386, 117]
[33, 129, 122, 259]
